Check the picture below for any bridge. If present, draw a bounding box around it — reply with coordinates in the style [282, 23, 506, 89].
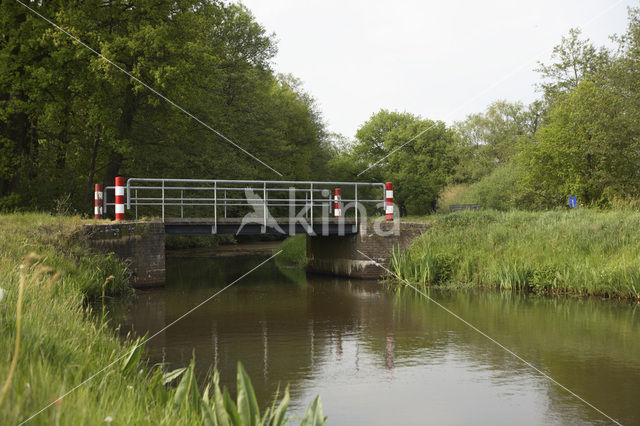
[87, 177, 430, 287]
[96, 177, 393, 236]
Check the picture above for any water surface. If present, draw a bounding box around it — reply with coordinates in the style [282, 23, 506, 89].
[115, 244, 640, 425]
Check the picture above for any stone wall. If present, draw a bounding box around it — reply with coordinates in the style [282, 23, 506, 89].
[306, 221, 431, 279]
[83, 221, 165, 287]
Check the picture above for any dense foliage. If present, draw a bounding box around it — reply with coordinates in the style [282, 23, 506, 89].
[0, 0, 331, 213]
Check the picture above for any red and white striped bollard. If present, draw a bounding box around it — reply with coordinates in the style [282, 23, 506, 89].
[385, 182, 393, 221]
[94, 183, 103, 219]
[115, 176, 125, 221]
[334, 188, 342, 218]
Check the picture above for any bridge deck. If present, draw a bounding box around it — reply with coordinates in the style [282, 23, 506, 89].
[163, 217, 359, 235]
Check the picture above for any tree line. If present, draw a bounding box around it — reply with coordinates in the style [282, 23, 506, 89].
[3, 2, 640, 215]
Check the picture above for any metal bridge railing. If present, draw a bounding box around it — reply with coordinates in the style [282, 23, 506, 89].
[104, 178, 387, 227]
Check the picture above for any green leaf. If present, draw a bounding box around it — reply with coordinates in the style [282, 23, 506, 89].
[236, 362, 260, 425]
[267, 385, 290, 426]
[201, 399, 218, 426]
[300, 396, 326, 426]
[213, 371, 235, 426]
[162, 367, 186, 385]
[172, 360, 200, 411]
[121, 338, 145, 374]
[223, 387, 241, 425]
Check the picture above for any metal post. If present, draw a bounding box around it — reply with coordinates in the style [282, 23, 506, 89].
[224, 190, 227, 218]
[126, 179, 131, 210]
[305, 192, 308, 219]
[214, 181, 217, 233]
[115, 177, 125, 221]
[310, 183, 314, 225]
[355, 184, 358, 224]
[180, 190, 183, 218]
[161, 179, 165, 221]
[263, 182, 267, 230]
[135, 189, 138, 220]
[385, 182, 393, 222]
[94, 183, 103, 220]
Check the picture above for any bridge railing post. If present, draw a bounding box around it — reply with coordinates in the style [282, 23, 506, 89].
[161, 179, 165, 221]
[334, 188, 342, 218]
[214, 181, 217, 233]
[385, 182, 393, 222]
[310, 183, 314, 225]
[94, 184, 103, 220]
[103, 186, 108, 217]
[263, 182, 267, 231]
[115, 176, 124, 221]
[355, 184, 358, 225]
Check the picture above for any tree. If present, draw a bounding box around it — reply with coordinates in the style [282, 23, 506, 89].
[353, 110, 457, 215]
[518, 80, 640, 207]
[452, 100, 537, 184]
[535, 28, 610, 103]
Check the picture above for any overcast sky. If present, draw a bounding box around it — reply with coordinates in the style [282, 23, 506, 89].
[240, 0, 635, 138]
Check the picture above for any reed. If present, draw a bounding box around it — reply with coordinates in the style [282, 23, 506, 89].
[393, 209, 640, 299]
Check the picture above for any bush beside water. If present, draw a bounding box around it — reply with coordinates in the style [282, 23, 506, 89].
[393, 209, 640, 299]
[274, 235, 307, 268]
[0, 213, 324, 424]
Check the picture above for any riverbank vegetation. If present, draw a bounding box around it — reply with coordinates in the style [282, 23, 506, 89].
[274, 235, 306, 268]
[0, 213, 325, 424]
[393, 210, 640, 300]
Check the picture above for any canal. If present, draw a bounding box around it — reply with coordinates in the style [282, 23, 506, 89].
[114, 243, 640, 425]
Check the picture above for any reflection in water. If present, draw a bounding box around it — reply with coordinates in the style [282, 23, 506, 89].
[114, 247, 640, 425]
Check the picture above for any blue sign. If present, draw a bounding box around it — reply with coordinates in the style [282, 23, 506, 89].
[569, 196, 577, 208]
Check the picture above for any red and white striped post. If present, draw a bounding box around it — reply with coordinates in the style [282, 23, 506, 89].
[385, 182, 394, 222]
[115, 176, 125, 221]
[94, 184, 103, 220]
[334, 188, 342, 218]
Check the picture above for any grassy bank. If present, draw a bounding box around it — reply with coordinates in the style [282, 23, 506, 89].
[0, 213, 324, 424]
[393, 210, 640, 299]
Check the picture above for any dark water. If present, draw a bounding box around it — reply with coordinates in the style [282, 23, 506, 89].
[115, 244, 640, 425]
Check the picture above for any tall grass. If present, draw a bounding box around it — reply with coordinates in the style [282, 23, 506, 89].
[392, 209, 640, 299]
[0, 213, 325, 424]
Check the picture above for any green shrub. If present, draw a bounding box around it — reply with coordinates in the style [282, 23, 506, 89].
[274, 235, 306, 267]
[457, 162, 523, 211]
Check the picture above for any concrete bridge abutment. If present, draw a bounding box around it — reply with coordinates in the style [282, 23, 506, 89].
[306, 221, 431, 279]
[83, 221, 166, 288]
